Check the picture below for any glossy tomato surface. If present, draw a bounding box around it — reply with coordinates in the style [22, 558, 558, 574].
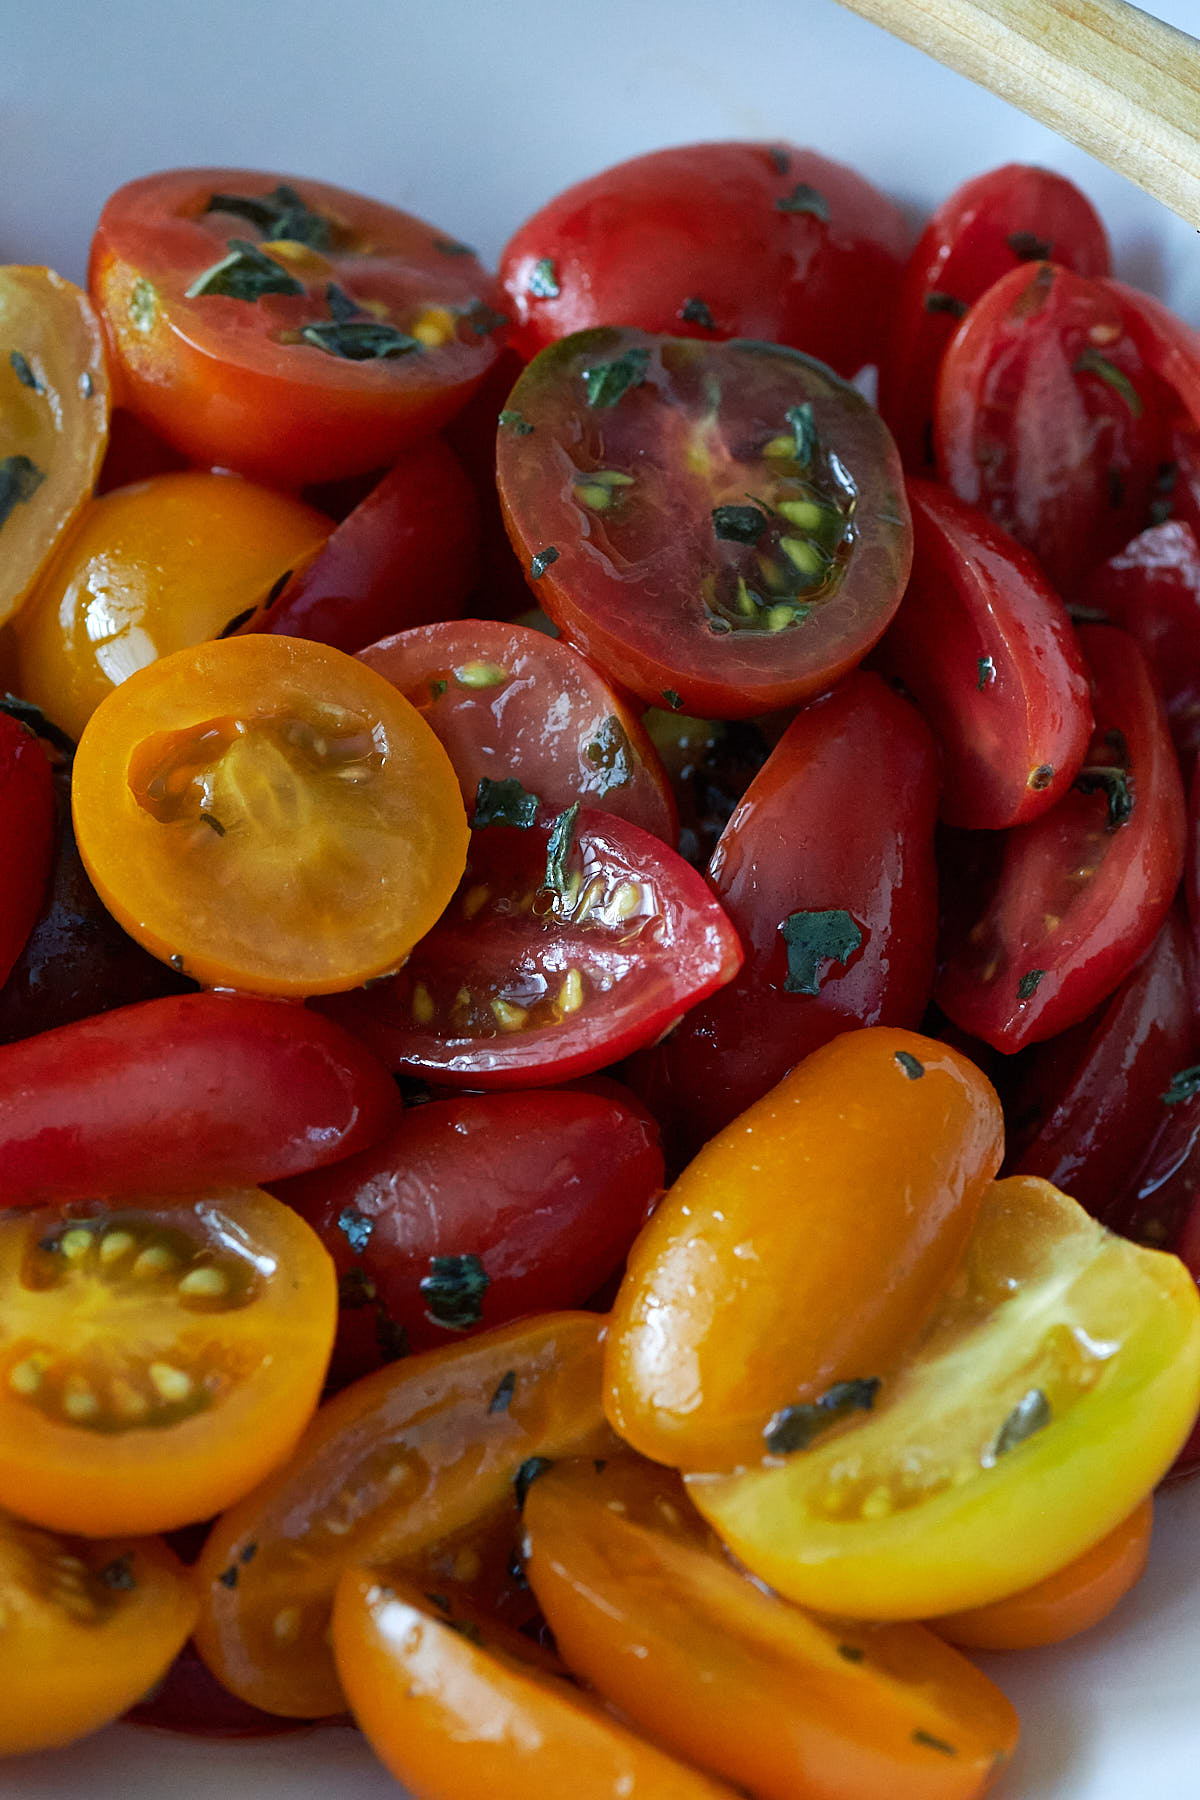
[1089, 518, 1200, 770]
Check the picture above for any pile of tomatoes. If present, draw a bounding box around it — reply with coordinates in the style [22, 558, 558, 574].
[3, 144, 1200, 1798]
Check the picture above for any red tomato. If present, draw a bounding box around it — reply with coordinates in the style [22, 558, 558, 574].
[499, 141, 909, 378]
[1089, 519, 1200, 770]
[89, 168, 508, 487]
[875, 479, 1093, 827]
[625, 673, 939, 1163]
[879, 164, 1110, 469]
[0, 710, 56, 987]
[273, 1084, 663, 1376]
[0, 991, 402, 1201]
[496, 329, 912, 718]
[358, 619, 676, 841]
[319, 807, 742, 1087]
[936, 624, 1187, 1051]
[935, 263, 1174, 593]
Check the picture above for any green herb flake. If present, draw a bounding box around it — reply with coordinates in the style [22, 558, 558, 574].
[977, 655, 996, 689]
[1016, 968, 1045, 1000]
[583, 715, 633, 793]
[185, 239, 305, 302]
[913, 1731, 957, 1756]
[713, 503, 770, 544]
[679, 295, 716, 330]
[661, 689, 684, 712]
[764, 1378, 881, 1455]
[780, 908, 863, 996]
[199, 812, 226, 836]
[98, 1553, 136, 1591]
[420, 1252, 490, 1331]
[527, 257, 561, 298]
[218, 1564, 239, 1589]
[262, 569, 292, 610]
[337, 1206, 374, 1254]
[205, 184, 332, 247]
[240, 1542, 258, 1564]
[894, 1051, 924, 1080]
[473, 775, 541, 830]
[1074, 347, 1143, 416]
[375, 1314, 410, 1363]
[488, 1369, 517, 1414]
[337, 1267, 378, 1310]
[1007, 229, 1053, 261]
[991, 1387, 1052, 1458]
[786, 401, 817, 466]
[325, 281, 362, 323]
[581, 345, 650, 409]
[769, 146, 791, 175]
[776, 182, 830, 221]
[433, 237, 476, 258]
[924, 290, 968, 318]
[530, 546, 559, 581]
[1163, 1064, 1200, 1105]
[498, 408, 533, 436]
[430, 678, 448, 699]
[129, 279, 157, 332]
[462, 300, 509, 336]
[543, 800, 580, 899]
[9, 350, 42, 392]
[836, 1643, 865, 1663]
[299, 319, 421, 360]
[0, 455, 46, 532]
[513, 1455, 554, 1511]
[218, 606, 257, 639]
[1073, 762, 1134, 829]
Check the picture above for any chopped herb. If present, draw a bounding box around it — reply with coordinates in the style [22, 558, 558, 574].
[205, 184, 332, 249]
[337, 1206, 374, 1254]
[0, 454, 45, 532]
[768, 146, 791, 174]
[712, 503, 770, 544]
[218, 1564, 239, 1589]
[1073, 762, 1134, 828]
[240, 1542, 258, 1564]
[375, 1314, 410, 1362]
[262, 568, 292, 610]
[1016, 969, 1045, 1000]
[679, 295, 716, 330]
[527, 258, 560, 298]
[430, 678, 448, 699]
[529, 545, 559, 580]
[218, 606, 256, 639]
[1007, 230, 1053, 261]
[299, 319, 421, 360]
[325, 281, 362, 322]
[0, 695, 74, 757]
[1028, 763, 1055, 791]
[1149, 497, 1174, 526]
[473, 775, 540, 830]
[513, 1455, 553, 1510]
[661, 689, 684, 712]
[433, 237, 476, 257]
[991, 1387, 1052, 1457]
[1009, 263, 1056, 318]
[924, 290, 968, 318]
[977, 655, 996, 689]
[913, 1731, 957, 1756]
[581, 345, 650, 408]
[498, 408, 533, 435]
[199, 812, 226, 836]
[1163, 1065, 1200, 1105]
[786, 401, 817, 466]
[894, 1051, 924, 1080]
[98, 1553, 136, 1591]
[9, 350, 42, 392]
[837, 1643, 865, 1663]
[1067, 603, 1110, 624]
[765, 1378, 881, 1455]
[337, 1266, 378, 1309]
[583, 715, 634, 793]
[461, 300, 509, 336]
[1074, 347, 1143, 416]
[543, 800, 580, 898]
[780, 908, 863, 996]
[593, 1459, 607, 1474]
[420, 1253, 490, 1331]
[488, 1369, 517, 1414]
[776, 182, 830, 221]
[130, 279, 157, 331]
[185, 239, 305, 302]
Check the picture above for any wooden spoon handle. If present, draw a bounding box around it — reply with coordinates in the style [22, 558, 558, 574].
[834, 0, 1200, 227]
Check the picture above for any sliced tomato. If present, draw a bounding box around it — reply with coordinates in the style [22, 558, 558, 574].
[496, 329, 911, 717]
[0, 1521, 196, 1755]
[0, 707, 55, 987]
[936, 624, 1186, 1052]
[89, 168, 507, 487]
[687, 1175, 1200, 1619]
[876, 479, 1093, 827]
[320, 806, 741, 1087]
[70, 633, 469, 995]
[0, 1190, 336, 1536]
[1089, 518, 1200, 770]
[359, 618, 676, 840]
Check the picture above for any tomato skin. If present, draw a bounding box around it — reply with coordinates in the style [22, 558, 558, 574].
[936, 624, 1187, 1052]
[273, 1085, 663, 1373]
[0, 991, 402, 1201]
[1089, 519, 1200, 771]
[625, 673, 939, 1163]
[876, 480, 1093, 827]
[606, 1028, 1004, 1472]
[125, 1639, 317, 1739]
[499, 141, 908, 377]
[89, 168, 508, 488]
[0, 712, 56, 988]
[879, 164, 1110, 470]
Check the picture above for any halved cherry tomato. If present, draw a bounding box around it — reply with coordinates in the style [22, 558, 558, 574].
[14, 470, 330, 741]
[687, 1176, 1200, 1619]
[193, 1312, 617, 1716]
[359, 618, 676, 840]
[0, 1520, 196, 1755]
[89, 168, 507, 487]
[332, 1566, 737, 1800]
[0, 708, 55, 986]
[626, 673, 939, 1163]
[0, 266, 111, 627]
[606, 1029, 1003, 1472]
[1089, 518, 1200, 770]
[936, 624, 1186, 1052]
[496, 328, 912, 717]
[320, 806, 742, 1087]
[524, 1457, 1018, 1800]
[0, 991, 401, 1201]
[0, 1190, 336, 1536]
[876, 479, 1092, 827]
[879, 164, 1110, 470]
[499, 141, 908, 379]
[70, 633, 469, 995]
[125, 1639, 313, 1738]
[932, 1494, 1152, 1652]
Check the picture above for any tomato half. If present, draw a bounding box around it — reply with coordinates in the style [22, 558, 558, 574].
[70, 633, 469, 995]
[496, 329, 912, 717]
[0, 1189, 336, 1536]
[89, 168, 507, 487]
[0, 1521, 196, 1755]
[687, 1176, 1200, 1619]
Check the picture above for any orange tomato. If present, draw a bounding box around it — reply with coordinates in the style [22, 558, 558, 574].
[70, 633, 469, 995]
[605, 1027, 1004, 1470]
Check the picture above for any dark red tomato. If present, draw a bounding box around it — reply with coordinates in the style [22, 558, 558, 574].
[89, 168, 508, 488]
[497, 329, 911, 718]
[96, 407, 189, 493]
[499, 141, 908, 378]
[1104, 279, 1200, 425]
[875, 479, 1092, 828]
[935, 263, 1174, 593]
[126, 1640, 315, 1739]
[879, 164, 1110, 470]
[246, 439, 480, 653]
[642, 708, 784, 870]
[936, 624, 1187, 1052]
[1007, 908, 1196, 1219]
[1164, 418, 1200, 541]
[624, 672, 938, 1164]
[0, 712, 56, 988]
[273, 1086, 663, 1377]
[358, 620, 676, 841]
[0, 992, 402, 1202]
[1089, 519, 1200, 769]
[445, 348, 543, 623]
[319, 807, 742, 1088]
